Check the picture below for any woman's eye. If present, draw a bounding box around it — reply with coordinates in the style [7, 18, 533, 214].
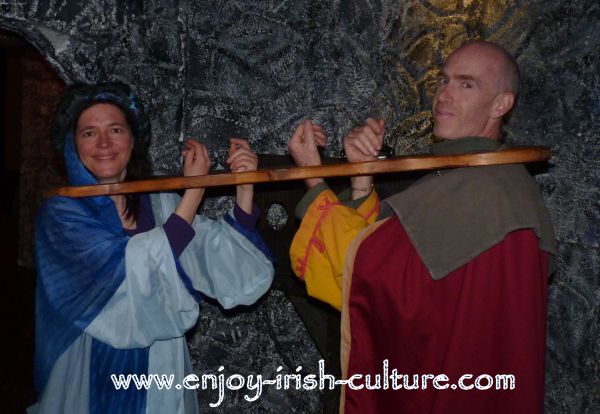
[82, 131, 94, 138]
[111, 127, 124, 134]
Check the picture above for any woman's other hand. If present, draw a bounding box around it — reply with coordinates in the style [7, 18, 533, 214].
[176, 139, 211, 224]
[182, 139, 211, 177]
[227, 138, 256, 214]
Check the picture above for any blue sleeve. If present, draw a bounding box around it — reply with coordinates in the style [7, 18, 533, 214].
[148, 193, 275, 309]
[163, 213, 195, 257]
[233, 202, 260, 229]
[85, 225, 200, 348]
[177, 209, 274, 309]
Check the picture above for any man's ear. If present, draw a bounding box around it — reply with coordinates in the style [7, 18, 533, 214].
[491, 92, 515, 118]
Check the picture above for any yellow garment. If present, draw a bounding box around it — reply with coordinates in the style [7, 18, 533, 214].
[289, 188, 380, 310]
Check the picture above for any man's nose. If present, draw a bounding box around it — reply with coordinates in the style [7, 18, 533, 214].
[436, 84, 452, 103]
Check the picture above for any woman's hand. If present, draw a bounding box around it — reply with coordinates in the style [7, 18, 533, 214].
[176, 139, 211, 224]
[227, 138, 257, 214]
[182, 138, 211, 177]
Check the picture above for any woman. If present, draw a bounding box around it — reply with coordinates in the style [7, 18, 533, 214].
[31, 82, 273, 414]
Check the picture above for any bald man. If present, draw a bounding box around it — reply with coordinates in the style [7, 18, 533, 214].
[288, 41, 556, 413]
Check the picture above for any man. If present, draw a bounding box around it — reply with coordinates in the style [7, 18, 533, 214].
[288, 41, 556, 413]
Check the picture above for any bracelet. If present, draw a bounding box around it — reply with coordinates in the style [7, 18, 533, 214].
[351, 184, 374, 192]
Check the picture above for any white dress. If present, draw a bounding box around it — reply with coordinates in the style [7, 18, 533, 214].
[30, 192, 274, 414]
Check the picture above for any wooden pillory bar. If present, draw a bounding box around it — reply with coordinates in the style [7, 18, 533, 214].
[45, 146, 551, 198]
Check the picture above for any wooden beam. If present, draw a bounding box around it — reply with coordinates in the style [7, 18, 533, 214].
[45, 146, 550, 198]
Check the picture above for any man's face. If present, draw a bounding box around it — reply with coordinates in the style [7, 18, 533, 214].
[432, 44, 506, 140]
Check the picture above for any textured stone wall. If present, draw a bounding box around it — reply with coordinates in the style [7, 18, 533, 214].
[1, 0, 598, 412]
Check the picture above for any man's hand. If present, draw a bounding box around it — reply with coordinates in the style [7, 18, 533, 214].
[288, 120, 327, 188]
[227, 138, 258, 214]
[343, 118, 385, 199]
[343, 118, 385, 162]
[288, 120, 326, 166]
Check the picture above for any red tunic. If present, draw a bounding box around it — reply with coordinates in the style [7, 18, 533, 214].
[344, 216, 548, 413]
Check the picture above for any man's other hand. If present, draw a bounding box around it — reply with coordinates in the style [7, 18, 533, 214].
[344, 118, 385, 163]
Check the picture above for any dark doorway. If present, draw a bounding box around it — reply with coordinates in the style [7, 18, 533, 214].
[0, 28, 65, 413]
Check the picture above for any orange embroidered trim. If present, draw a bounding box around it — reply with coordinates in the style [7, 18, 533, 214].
[295, 197, 342, 279]
[362, 199, 380, 222]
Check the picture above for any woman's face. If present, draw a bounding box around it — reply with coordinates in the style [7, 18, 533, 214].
[75, 103, 134, 184]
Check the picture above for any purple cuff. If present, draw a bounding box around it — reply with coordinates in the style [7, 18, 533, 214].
[233, 202, 260, 230]
[163, 214, 196, 257]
